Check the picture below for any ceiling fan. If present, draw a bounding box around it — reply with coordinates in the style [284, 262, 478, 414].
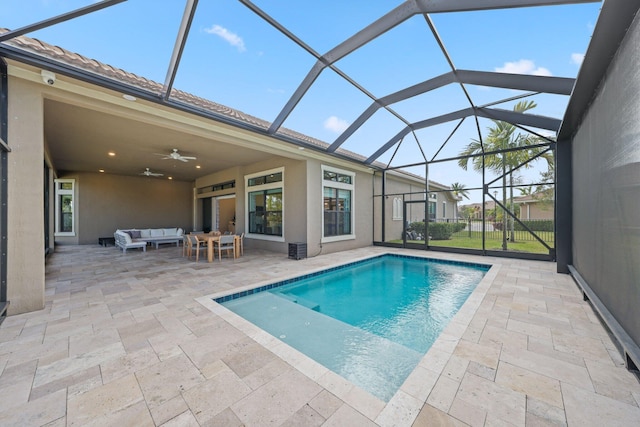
[140, 167, 164, 177]
[156, 148, 197, 162]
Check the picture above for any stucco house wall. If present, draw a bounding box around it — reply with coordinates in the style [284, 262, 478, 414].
[7, 76, 46, 315]
[57, 172, 193, 245]
[517, 200, 554, 220]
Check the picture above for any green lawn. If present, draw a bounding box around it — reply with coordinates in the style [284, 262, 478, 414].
[390, 231, 554, 255]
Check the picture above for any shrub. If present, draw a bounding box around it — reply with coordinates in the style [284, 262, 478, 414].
[514, 219, 554, 232]
[452, 222, 466, 233]
[408, 221, 425, 237]
[428, 222, 453, 240]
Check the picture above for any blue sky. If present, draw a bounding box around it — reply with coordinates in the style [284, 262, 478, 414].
[1, 0, 602, 202]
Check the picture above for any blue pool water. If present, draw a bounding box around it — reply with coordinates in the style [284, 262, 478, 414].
[218, 254, 489, 401]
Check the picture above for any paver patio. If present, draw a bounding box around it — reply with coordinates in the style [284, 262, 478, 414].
[0, 244, 638, 426]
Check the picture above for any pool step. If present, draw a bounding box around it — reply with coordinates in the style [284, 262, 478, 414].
[274, 292, 320, 311]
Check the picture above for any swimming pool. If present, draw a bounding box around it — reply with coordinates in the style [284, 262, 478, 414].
[216, 254, 490, 401]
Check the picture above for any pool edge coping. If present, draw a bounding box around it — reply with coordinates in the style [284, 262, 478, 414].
[195, 250, 500, 426]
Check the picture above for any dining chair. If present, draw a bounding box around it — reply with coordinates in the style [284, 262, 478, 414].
[238, 232, 245, 256]
[182, 234, 190, 257]
[216, 234, 236, 260]
[188, 234, 207, 262]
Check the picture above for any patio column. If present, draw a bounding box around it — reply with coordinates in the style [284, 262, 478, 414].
[6, 76, 45, 314]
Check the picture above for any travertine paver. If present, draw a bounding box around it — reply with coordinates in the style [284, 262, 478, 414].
[0, 245, 637, 426]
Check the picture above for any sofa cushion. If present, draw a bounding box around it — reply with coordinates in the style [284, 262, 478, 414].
[163, 228, 177, 236]
[176, 228, 184, 236]
[130, 230, 141, 239]
[122, 232, 132, 244]
[150, 229, 164, 237]
[140, 229, 151, 238]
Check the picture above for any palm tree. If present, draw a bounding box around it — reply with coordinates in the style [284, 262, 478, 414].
[451, 182, 470, 200]
[457, 100, 553, 249]
[518, 186, 534, 196]
[450, 182, 469, 219]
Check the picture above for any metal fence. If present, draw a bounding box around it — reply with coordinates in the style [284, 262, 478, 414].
[406, 218, 554, 243]
[446, 218, 554, 243]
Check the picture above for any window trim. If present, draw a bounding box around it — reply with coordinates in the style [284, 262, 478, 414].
[321, 165, 355, 243]
[392, 197, 402, 220]
[54, 178, 75, 236]
[244, 167, 285, 242]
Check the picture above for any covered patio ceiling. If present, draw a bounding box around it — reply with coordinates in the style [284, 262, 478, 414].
[0, 0, 613, 181]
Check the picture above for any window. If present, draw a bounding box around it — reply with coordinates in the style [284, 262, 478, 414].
[197, 180, 235, 194]
[392, 197, 402, 220]
[442, 201, 446, 218]
[428, 201, 436, 221]
[322, 166, 354, 242]
[55, 179, 75, 236]
[245, 168, 283, 240]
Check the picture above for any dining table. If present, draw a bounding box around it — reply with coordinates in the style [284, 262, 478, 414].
[195, 234, 241, 263]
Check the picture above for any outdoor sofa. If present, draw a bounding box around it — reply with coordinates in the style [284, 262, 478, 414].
[114, 227, 184, 252]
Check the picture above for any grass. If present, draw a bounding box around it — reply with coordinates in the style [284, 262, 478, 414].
[391, 231, 554, 255]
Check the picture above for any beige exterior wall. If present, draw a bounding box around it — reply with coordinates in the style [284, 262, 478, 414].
[195, 157, 375, 256]
[56, 172, 193, 245]
[196, 156, 308, 254]
[7, 77, 45, 314]
[305, 160, 374, 255]
[518, 202, 554, 220]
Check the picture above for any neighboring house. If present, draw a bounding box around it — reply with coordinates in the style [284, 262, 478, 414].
[513, 193, 554, 221]
[380, 175, 458, 242]
[459, 201, 497, 220]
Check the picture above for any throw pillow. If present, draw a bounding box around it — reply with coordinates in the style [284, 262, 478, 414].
[130, 230, 141, 239]
[124, 230, 133, 238]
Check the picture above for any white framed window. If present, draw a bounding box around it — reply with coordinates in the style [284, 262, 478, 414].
[322, 165, 355, 243]
[54, 179, 75, 236]
[245, 167, 284, 242]
[392, 197, 402, 220]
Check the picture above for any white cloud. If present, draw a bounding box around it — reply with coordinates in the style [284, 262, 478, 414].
[495, 59, 552, 77]
[571, 53, 585, 66]
[204, 24, 246, 52]
[324, 116, 349, 133]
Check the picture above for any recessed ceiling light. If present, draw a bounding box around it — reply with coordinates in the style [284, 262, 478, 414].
[122, 94, 136, 101]
[108, 151, 116, 156]
[99, 169, 105, 173]
[168, 176, 173, 180]
[196, 165, 201, 169]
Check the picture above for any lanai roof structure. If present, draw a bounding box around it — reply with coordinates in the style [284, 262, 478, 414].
[0, 0, 611, 179]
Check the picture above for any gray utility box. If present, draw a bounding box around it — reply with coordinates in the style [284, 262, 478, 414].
[288, 242, 307, 260]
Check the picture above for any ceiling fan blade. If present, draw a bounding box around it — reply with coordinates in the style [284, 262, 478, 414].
[178, 157, 188, 162]
[181, 156, 197, 160]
